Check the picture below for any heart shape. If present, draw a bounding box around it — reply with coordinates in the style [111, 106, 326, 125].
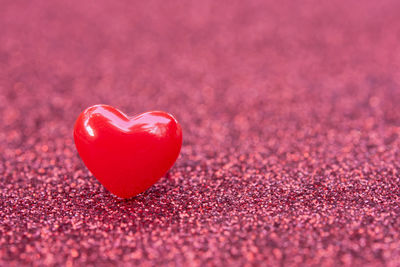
[73, 104, 182, 199]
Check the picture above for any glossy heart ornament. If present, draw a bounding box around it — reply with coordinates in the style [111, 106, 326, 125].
[73, 104, 182, 199]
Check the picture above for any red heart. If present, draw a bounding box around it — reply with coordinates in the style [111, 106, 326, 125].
[73, 104, 182, 199]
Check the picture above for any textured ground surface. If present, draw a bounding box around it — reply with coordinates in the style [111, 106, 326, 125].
[1, 0, 400, 266]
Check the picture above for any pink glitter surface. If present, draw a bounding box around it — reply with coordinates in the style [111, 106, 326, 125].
[1, 0, 400, 266]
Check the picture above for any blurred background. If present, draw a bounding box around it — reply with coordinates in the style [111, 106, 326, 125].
[2, 0, 400, 149]
[1, 0, 400, 266]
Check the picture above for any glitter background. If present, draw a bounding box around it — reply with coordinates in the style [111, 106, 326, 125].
[1, 0, 400, 266]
